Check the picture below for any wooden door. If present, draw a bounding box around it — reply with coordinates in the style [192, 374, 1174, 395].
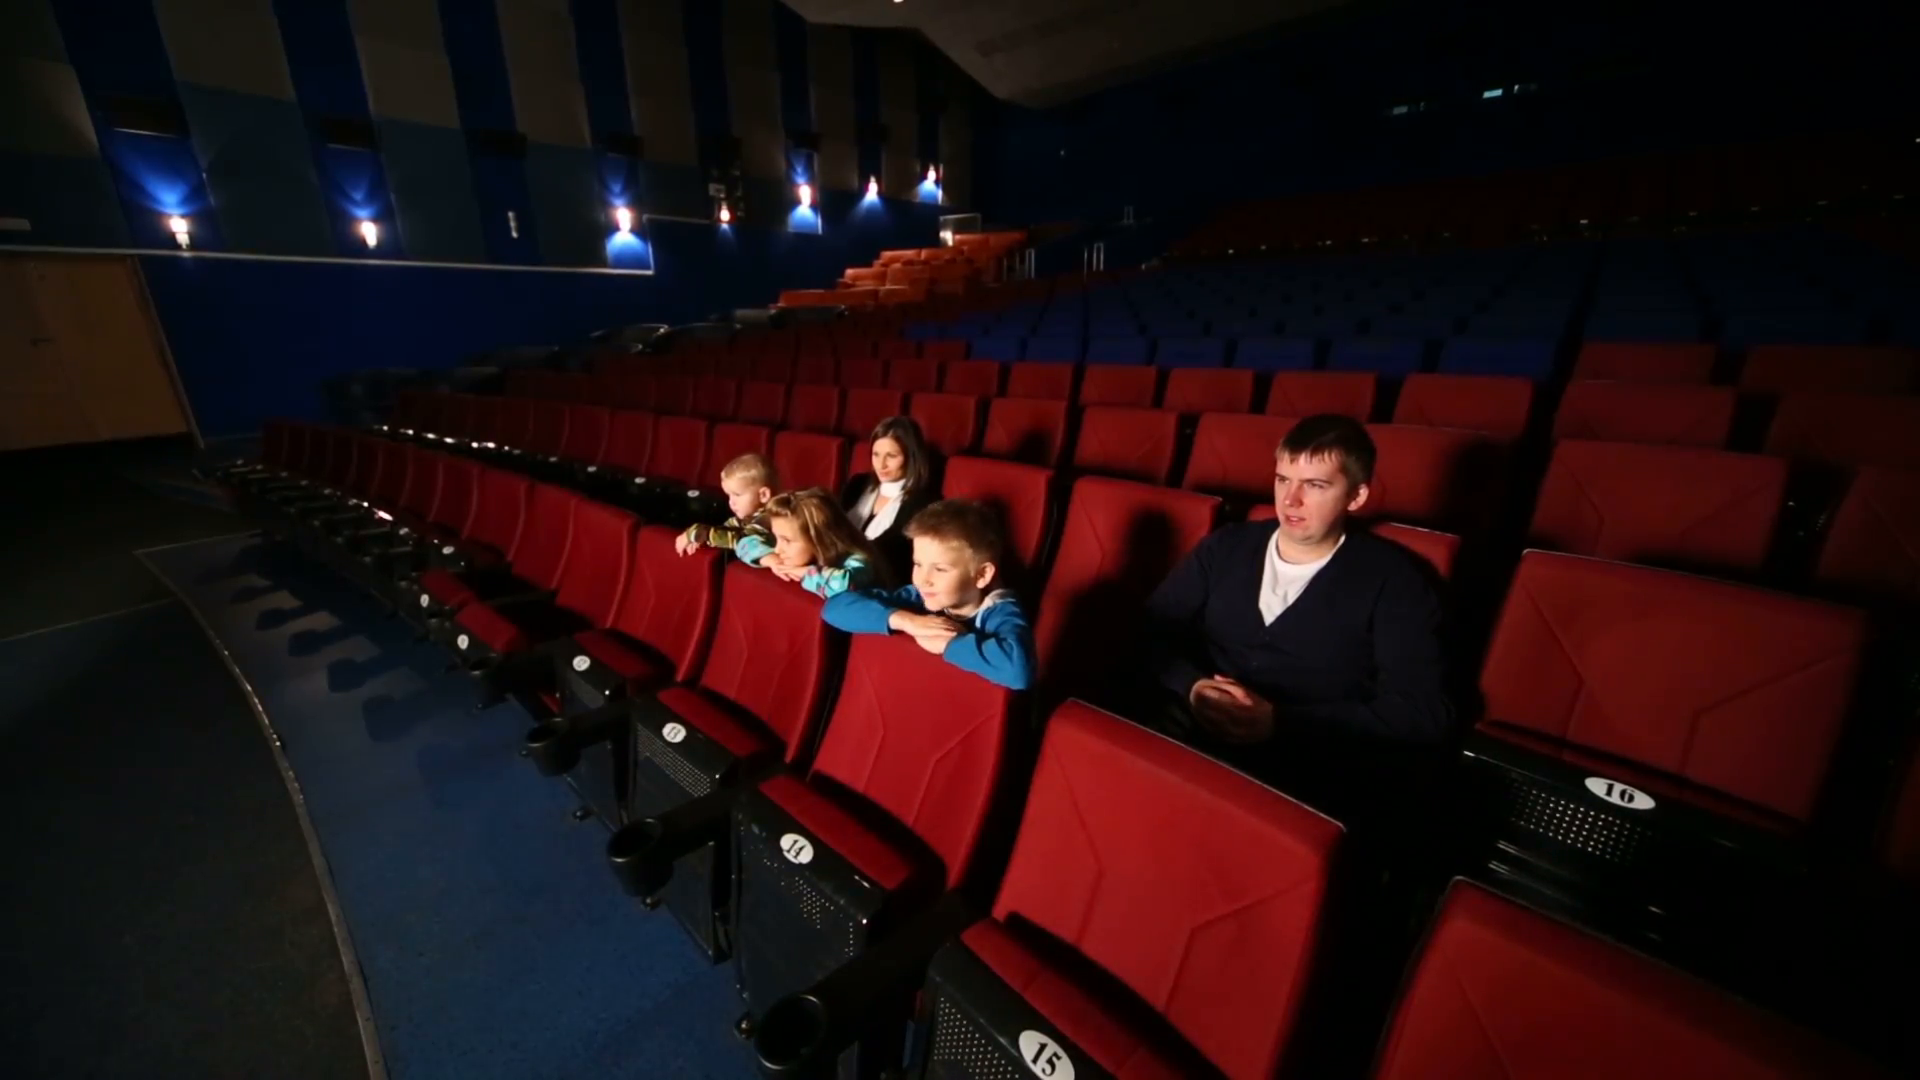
[0, 254, 191, 450]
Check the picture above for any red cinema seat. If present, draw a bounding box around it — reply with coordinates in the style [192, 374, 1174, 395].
[599, 409, 655, 479]
[1162, 368, 1256, 414]
[886, 358, 941, 393]
[558, 405, 611, 466]
[794, 352, 836, 386]
[922, 340, 968, 363]
[440, 395, 482, 443]
[1078, 365, 1158, 408]
[654, 375, 696, 416]
[835, 336, 879, 360]
[1006, 362, 1075, 402]
[1363, 424, 1509, 534]
[408, 473, 545, 620]
[560, 523, 723, 707]
[1740, 345, 1920, 395]
[750, 355, 793, 384]
[1181, 413, 1300, 506]
[1034, 477, 1219, 703]
[1249, 507, 1461, 581]
[1552, 382, 1736, 448]
[1393, 374, 1534, 439]
[941, 455, 1052, 577]
[491, 398, 533, 451]
[1529, 440, 1787, 575]
[1765, 393, 1920, 470]
[1573, 342, 1717, 384]
[839, 356, 886, 390]
[607, 375, 654, 412]
[1375, 882, 1883, 1080]
[785, 385, 841, 434]
[1071, 405, 1180, 485]
[736, 381, 787, 427]
[1814, 466, 1920, 609]
[772, 431, 848, 493]
[645, 415, 710, 487]
[839, 388, 904, 440]
[701, 422, 772, 480]
[445, 494, 636, 664]
[521, 401, 570, 458]
[724, 634, 1014, 1065]
[942, 360, 1003, 397]
[606, 562, 838, 955]
[908, 392, 981, 457]
[1266, 372, 1376, 421]
[879, 341, 921, 363]
[692, 376, 741, 421]
[980, 398, 1069, 468]
[907, 701, 1342, 1080]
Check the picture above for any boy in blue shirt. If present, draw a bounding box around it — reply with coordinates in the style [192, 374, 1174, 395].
[822, 499, 1034, 690]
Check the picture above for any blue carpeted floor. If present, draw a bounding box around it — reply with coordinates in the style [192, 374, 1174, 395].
[141, 535, 757, 1080]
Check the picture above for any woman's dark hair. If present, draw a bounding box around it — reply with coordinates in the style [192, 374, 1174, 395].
[869, 415, 933, 494]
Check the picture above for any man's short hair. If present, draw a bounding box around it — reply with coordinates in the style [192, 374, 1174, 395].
[721, 452, 778, 489]
[1278, 414, 1376, 488]
[904, 499, 1006, 567]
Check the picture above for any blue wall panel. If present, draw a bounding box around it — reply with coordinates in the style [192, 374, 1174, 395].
[569, 0, 631, 141]
[46, 0, 180, 99]
[437, 0, 539, 264]
[377, 119, 485, 262]
[178, 85, 332, 256]
[773, 2, 813, 137]
[315, 145, 405, 259]
[850, 29, 881, 183]
[0, 151, 130, 248]
[272, 0, 372, 120]
[97, 129, 224, 250]
[680, 0, 731, 171]
[526, 142, 605, 267]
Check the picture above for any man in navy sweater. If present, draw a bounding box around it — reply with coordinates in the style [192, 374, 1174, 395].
[1145, 415, 1453, 814]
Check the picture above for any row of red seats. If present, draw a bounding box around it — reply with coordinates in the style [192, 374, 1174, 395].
[223, 424, 1900, 1077]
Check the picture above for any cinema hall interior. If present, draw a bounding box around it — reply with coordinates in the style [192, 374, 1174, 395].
[3, 0, 1917, 1076]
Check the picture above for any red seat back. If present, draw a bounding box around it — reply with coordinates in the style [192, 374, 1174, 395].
[980, 398, 1069, 468]
[942, 360, 1003, 397]
[507, 481, 572, 588]
[1393, 374, 1534, 439]
[840, 388, 904, 439]
[396, 448, 440, 519]
[653, 375, 695, 415]
[750, 355, 793, 384]
[839, 356, 886, 390]
[1481, 551, 1867, 822]
[608, 375, 654, 411]
[560, 405, 611, 465]
[1363, 424, 1509, 533]
[438, 395, 478, 442]
[1530, 441, 1787, 574]
[608, 525, 722, 681]
[692, 376, 740, 420]
[552, 497, 636, 625]
[707, 422, 773, 475]
[877, 339, 918, 363]
[646, 415, 710, 486]
[696, 562, 835, 761]
[922, 340, 968, 363]
[1740, 345, 1919, 395]
[887, 358, 941, 393]
[1376, 883, 1877, 1080]
[494, 398, 535, 449]
[603, 410, 655, 474]
[1267, 373, 1376, 421]
[367, 440, 411, 506]
[523, 401, 570, 456]
[1552, 382, 1736, 448]
[772, 431, 848, 493]
[940, 456, 1052, 574]
[1035, 478, 1219, 696]
[430, 456, 482, 534]
[1815, 466, 1920, 609]
[809, 633, 1012, 889]
[1181, 413, 1298, 501]
[786, 384, 842, 434]
[1162, 368, 1255, 414]
[1765, 392, 1920, 469]
[794, 352, 836, 386]
[908, 392, 981, 457]
[1071, 406, 1179, 484]
[1573, 343, 1716, 384]
[737, 381, 787, 426]
[1248, 507, 1461, 581]
[1006, 362, 1075, 402]
[999, 702, 1342, 1080]
[1078, 365, 1158, 407]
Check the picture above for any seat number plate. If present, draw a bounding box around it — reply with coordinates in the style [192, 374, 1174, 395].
[778, 833, 814, 865]
[572, 655, 590, 672]
[1584, 776, 1655, 810]
[661, 722, 687, 744]
[1017, 1031, 1075, 1080]
[456, 634, 470, 651]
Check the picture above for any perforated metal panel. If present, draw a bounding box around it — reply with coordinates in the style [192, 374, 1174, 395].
[926, 995, 1024, 1080]
[633, 724, 718, 801]
[1507, 778, 1649, 864]
[628, 728, 725, 959]
[733, 819, 867, 1016]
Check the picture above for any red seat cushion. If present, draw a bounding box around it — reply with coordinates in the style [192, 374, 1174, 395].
[572, 629, 672, 688]
[654, 685, 778, 760]
[959, 920, 1189, 1080]
[418, 567, 480, 608]
[756, 772, 917, 891]
[454, 601, 533, 654]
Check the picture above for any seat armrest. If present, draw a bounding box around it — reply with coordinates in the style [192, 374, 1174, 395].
[605, 783, 755, 897]
[753, 892, 977, 1078]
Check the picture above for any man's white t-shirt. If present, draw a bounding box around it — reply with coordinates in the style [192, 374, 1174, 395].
[1258, 533, 1343, 625]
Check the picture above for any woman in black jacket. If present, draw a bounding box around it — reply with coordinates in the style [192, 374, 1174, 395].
[838, 415, 937, 580]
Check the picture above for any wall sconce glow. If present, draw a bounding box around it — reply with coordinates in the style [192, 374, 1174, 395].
[614, 206, 634, 233]
[926, 165, 938, 185]
[939, 228, 954, 246]
[718, 202, 732, 225]
[916, 166, 943, 205]
[167, 215, 191, 250]
[866, 177, 879, 199]
[796, 183, 813, 208]
[359, 220, 380, 248]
